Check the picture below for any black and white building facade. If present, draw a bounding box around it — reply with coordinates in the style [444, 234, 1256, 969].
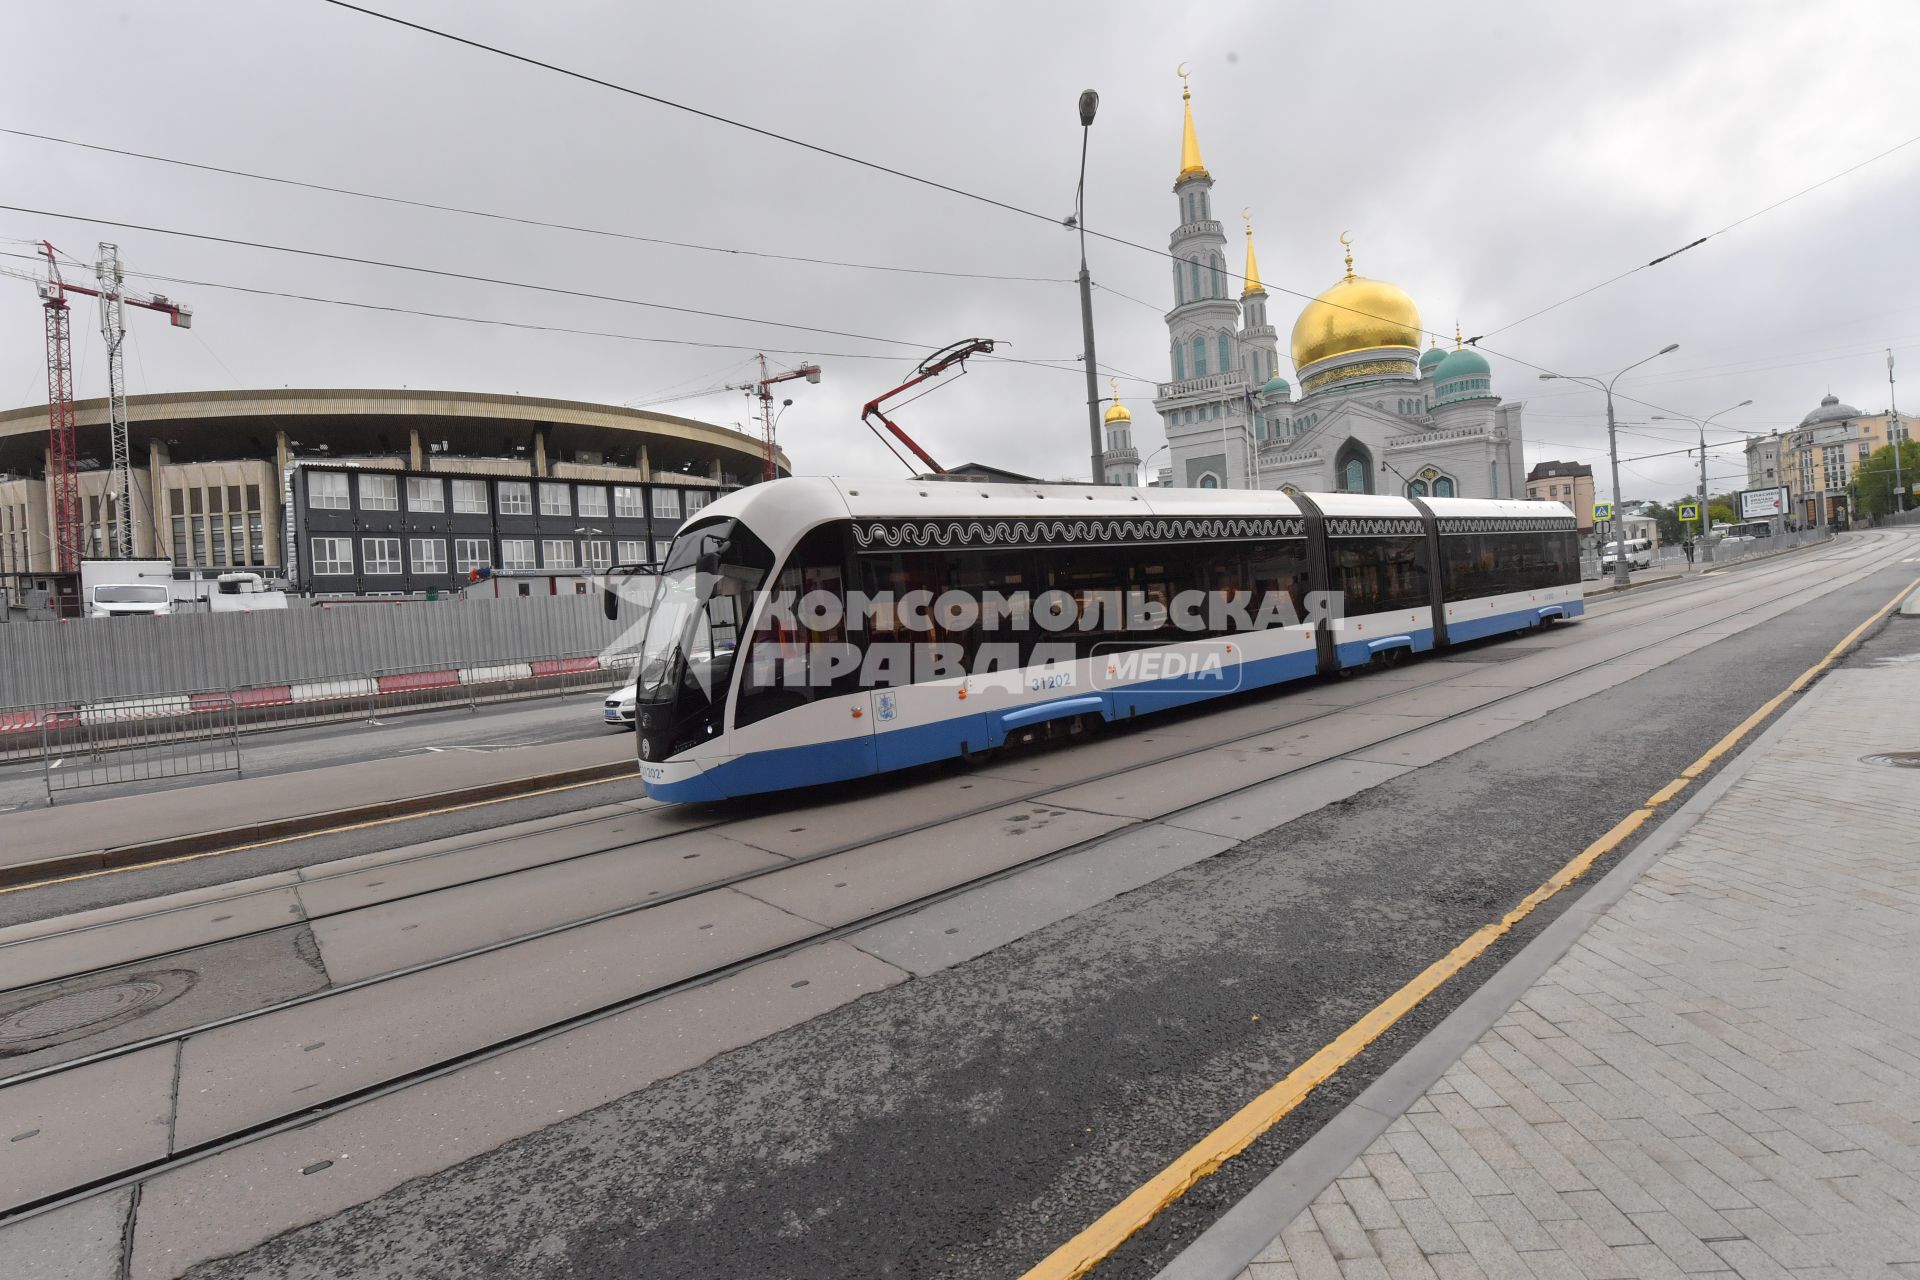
[289, 464, 722, 597]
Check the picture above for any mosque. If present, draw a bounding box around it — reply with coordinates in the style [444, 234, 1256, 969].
[1105, 76, 1526, 498]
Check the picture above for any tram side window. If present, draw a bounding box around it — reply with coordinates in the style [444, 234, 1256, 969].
[1245, 539, 1310, 621]
[1333, 536, 1430, 615]
[735, 523, 854, 728]
[1440, 529, 1577, 601]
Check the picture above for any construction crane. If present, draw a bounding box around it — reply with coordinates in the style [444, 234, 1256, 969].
[730, 356, 820, 482]
[858, 338, 996, 477]
[2, 242, 191, 569]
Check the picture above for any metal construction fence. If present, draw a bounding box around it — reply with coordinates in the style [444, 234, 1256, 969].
[0, 592, 637, 708]
[39, 694, 242, 802]
[0, 593, 647, 768]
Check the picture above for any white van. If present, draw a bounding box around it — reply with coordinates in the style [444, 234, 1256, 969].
[87, 582, 172, 618]
[1600, 538, 1655, 572]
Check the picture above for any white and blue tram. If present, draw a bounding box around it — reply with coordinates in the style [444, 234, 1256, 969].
[621, 479, 1582, 803]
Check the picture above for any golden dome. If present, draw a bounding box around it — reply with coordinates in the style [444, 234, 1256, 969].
[1104, 377, 1132, 424]
[1289, 242, 1422, 371]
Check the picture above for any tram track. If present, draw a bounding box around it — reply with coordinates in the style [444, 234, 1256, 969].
[0, 529, 1886, 998]
[0, 528, 1860, 967]
[0, 530, 1910, 1228]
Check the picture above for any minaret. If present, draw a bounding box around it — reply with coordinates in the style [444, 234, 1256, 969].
[1153, 68, 1249, 486]
[1238, 212, 1284, 443]
[1103, 377, 1142, 486]
[1165, 71, 1237, 385]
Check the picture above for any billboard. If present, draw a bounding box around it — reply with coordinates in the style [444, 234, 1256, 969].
[1739, 486, 1789, 519]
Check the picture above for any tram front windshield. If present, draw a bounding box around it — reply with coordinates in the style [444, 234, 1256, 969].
[633, 519, 773, 763]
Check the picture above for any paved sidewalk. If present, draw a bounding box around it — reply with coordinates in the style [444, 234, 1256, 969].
[1207, 664, 1920, 1279]
[1, 733, 634, 877]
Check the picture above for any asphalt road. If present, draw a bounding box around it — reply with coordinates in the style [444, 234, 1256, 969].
[157, 539, 1920, 1280]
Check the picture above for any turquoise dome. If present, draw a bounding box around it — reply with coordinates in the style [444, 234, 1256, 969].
[1433, 347, 1489, 381]
[1433, 347, 1493, 404]
[1261, 372, 1291, 399]
[1419, 345, 1448, 374]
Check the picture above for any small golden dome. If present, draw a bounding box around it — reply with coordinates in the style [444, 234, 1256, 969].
[1289, 242, 1422, 371]
[1104, 378, 1132, 424]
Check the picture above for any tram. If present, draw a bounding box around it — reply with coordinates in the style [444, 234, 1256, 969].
[613, 478, 1581, 803]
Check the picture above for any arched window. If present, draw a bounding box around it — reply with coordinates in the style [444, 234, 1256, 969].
[1217, 334, 1231, 374]
[1335, 439, 1374, 494]
[1433, 476, 1456, 498]
[1192, 336, 1208, 377]
[1174, 262, 1184, 307]
[1407, 479, 1429, 497]
[1211, 253, 1225, 297]
[1254, 411, 1266, 440]
[1189, 257, 1201, 299]
[1172, 343, 1184, 381]
[1198, 472, 1220, 489]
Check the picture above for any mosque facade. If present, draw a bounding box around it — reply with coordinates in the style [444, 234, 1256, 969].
[1131, 78, 1525, 499]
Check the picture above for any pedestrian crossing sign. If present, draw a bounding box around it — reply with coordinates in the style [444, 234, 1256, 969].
[1678, 502, 1699, 521]
[1592, 501, 1614, 522]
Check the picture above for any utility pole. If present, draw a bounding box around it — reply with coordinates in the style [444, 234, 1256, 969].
[1889, 348, 1905, 518]
[1075, 89, 1105, 485]
[1653, 399, 1749, 563]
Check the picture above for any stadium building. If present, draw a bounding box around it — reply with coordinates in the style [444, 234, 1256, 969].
[0, 388, 786, 606]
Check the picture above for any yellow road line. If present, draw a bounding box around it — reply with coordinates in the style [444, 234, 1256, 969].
[1020, 573, 1920, 1280]
[0, 773, 628, 898]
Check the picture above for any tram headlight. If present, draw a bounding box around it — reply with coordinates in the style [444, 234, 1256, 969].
[640, 737, 653, 761]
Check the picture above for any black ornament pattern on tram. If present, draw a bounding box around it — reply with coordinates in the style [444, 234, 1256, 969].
[850, 516, 1307, 551]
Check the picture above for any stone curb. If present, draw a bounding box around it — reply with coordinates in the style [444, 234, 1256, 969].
[0, 758, 635, 891]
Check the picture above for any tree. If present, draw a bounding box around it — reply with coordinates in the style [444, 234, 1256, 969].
[1850, 439, 1920, 519]
[1644, 502, 1686, 545]
[1708, 500, 1735, 527]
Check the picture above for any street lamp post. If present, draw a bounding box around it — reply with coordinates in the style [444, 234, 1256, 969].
[1652, 398, 1751, 562]
[1540, 343, 1680, 588]
[1142, 442, 1170, 488]
[1075, 89, 1105, 487]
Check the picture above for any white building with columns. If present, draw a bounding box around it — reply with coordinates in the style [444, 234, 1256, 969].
[1149, 79, 1525, 499]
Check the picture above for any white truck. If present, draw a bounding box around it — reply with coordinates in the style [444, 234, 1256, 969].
[81, 559, 175, 619]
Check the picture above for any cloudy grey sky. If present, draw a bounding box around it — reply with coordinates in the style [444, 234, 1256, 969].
[4, 0, 1917, 501]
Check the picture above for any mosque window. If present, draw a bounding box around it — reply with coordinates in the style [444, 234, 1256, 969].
[1433, 476, 1456, 497]
[1189, 257, 1201, 299]
[1254, 412, 1265, 439]
[1198, 473, 1220, 489]
[1407, 479, 1428, 497]
[1192, 336, 1208, 377]
[1174, 263, 1184, 307]
[1217, 334, 1231, 374]
[1343, 458, 1365, 493]
[1173, 344, 1184, 380]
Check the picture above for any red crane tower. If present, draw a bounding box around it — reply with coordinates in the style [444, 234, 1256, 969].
[730, 356, 821, 482]
[9, 242, 191, 572]
[39, 242, 83, 573]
